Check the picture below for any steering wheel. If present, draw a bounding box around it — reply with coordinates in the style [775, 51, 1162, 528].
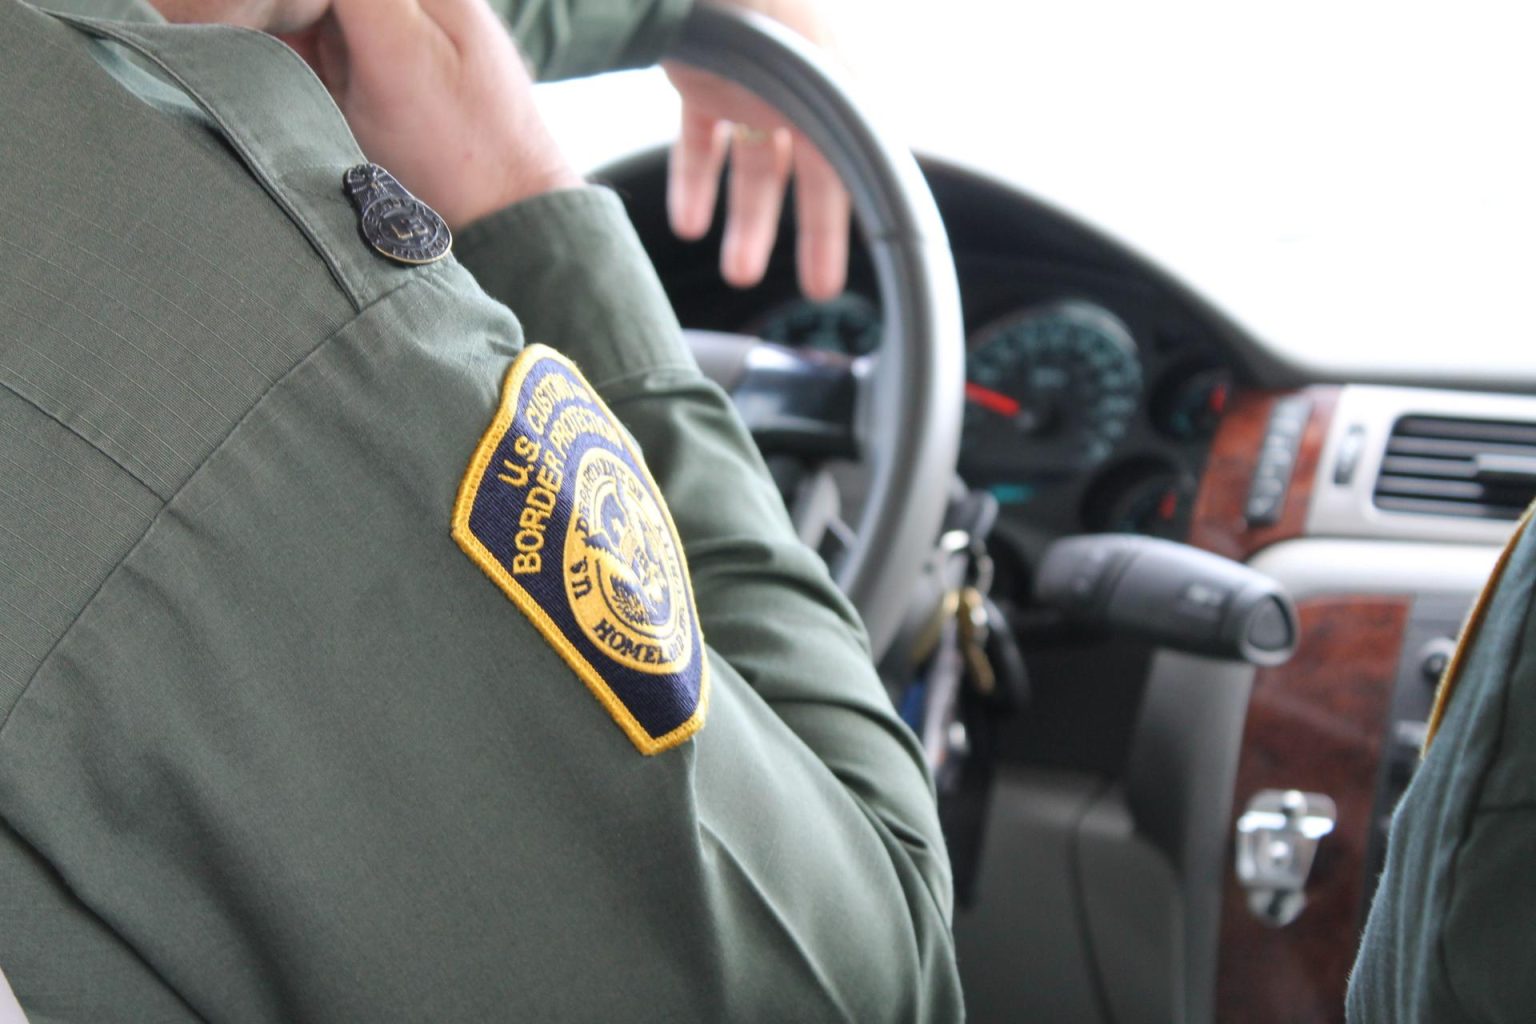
[667, 7, 966, 658]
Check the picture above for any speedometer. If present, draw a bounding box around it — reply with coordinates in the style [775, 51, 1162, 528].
[962, 301, 1142, 481]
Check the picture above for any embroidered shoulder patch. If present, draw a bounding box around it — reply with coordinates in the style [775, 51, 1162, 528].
[452, 345, 709, 754]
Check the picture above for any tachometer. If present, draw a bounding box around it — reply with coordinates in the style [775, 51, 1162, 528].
[962, 301, 1142, 481]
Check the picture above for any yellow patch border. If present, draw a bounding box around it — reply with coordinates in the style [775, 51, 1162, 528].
[451, 344, 710, 755]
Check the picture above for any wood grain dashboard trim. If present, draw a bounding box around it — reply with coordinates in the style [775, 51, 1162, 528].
[1189, 386, 1341, 561]
[1214, 596, 1409, 1024]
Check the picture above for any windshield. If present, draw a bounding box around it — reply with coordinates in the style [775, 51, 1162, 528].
[536, 1, 1536, 375]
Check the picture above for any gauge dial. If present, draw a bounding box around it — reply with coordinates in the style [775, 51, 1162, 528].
[962, 301, 1143, 481]
[1153, 365, 1232, 441]
[1083, 460, 1194, 539]
[752, 293, 882, 356]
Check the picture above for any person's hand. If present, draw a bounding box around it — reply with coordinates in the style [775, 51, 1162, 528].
[278, 0, 582, 231]
[663, 0, 850, 302]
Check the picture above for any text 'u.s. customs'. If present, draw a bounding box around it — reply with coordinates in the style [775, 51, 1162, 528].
[452, 345, 708, 754]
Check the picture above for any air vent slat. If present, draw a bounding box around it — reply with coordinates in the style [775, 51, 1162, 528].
[1386, 436, 1536, 460]
[1373, 415, 1536, 522]
[1395, 416, 1536, 446]
[1378, 455, 1477, 479]
[1376, 475, 1487, 500]
[1375, 496, 1530, 520]
[1376, 476, 1535, 504]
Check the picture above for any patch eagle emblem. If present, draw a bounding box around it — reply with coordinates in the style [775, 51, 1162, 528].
[452, 345, 708, 754]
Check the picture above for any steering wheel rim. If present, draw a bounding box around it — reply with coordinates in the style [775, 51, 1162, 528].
[668, 6, 965, 656]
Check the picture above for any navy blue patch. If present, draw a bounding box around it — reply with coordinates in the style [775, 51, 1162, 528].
[452, 345, 708, 754]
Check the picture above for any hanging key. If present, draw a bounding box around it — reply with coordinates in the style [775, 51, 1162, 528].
[957, 585, 998, 696]
[910, 586, 962, 667]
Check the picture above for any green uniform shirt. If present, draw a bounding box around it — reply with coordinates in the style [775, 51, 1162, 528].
[0, 1, 961, 1020]
[1348, 510, 1536, 1022]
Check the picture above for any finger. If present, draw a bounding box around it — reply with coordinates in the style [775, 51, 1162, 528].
[328, 0, 448, 101]
[416, 0, 512, 53]
[329, 0, 423, 49]
[792, 139, 850, 301]
[668, 110, 730, 240]
[275, 15, 349, 98]
[664, 64, 789, 131]
[721, 126, 793, 289]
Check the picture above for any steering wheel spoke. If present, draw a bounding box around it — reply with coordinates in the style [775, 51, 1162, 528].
[685, 329, 867, 460]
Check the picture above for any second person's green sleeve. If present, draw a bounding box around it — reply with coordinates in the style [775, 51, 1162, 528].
[486, 0, 694, 81]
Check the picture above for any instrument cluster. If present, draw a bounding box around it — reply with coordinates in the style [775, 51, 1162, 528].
[752, 292, 1232, 542]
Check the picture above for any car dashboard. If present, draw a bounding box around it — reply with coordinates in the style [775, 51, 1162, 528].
[600, 148, 1536, 1024]
[615, 155, 1235, 550]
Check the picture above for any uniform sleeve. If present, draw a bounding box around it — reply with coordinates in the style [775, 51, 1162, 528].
[455, 187, 957, 923]
[1, 5, 963, 1019]
[485, 0, 693, 81]
[0, 179, 961, 1020]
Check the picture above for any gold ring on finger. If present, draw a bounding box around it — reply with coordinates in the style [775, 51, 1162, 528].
[733, 124, 772, 146]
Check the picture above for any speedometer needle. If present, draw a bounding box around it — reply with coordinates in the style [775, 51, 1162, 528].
[965, 381, 1022, 417]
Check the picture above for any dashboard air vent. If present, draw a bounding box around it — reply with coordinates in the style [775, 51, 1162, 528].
[1373, 415, 1536, 521]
